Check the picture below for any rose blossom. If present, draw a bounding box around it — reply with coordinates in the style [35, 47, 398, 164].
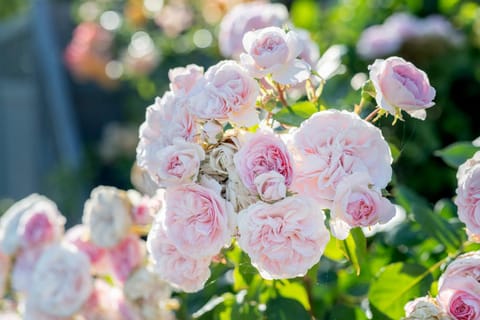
[226, 170, 258, 212]
[369, 56, 436, 120]
[202, 140, 238, 177]
[0, 194, 65, 255]
[330, 173, 396, 240]
[234, 130, 293, 193]
[11, 246, 45, 293]
[28, 244, 93, 317]
[160, 182, 235, 258]
[149, 139, 205, 187]
[168, 64, 204, 94]
[291, 110, 392, 208]
[254, 171, 287, 202]
[404, 296, 450, 319]
[240, 27, 311, 85]
[136, 91, 198, 176]
[188, 60, 260, 127]
[82, 186, 132, 248]
[147, 222, 212, 292]
[202, 120, 223, 144]
[237, 195, 330, 279]
[219, 1, 288, 59]
[455, 162, 480, 238]
[437, 276, 480, 320]
[438, 251, 480, 290]
[457, 151, 480, 184]
[127, 189, 160, 226]
[107, 235, 145, 283]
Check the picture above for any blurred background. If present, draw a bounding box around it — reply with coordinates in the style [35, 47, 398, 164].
[0, 0, 479, 224]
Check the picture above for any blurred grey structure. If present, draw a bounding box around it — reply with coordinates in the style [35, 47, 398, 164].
[0, 0, 83, 203]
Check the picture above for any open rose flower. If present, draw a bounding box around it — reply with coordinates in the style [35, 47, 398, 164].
[438, 251, 480, 291]
[240, 27, 311, 85]
[127, 189, 161, 226]
[82, 186, 132, 248]
[291, 110, 392, 208]
[137, 91, 199, 179]
[455, 161, 480, 238]
[11, 247, 44, 293]
[149, 139, 205, 187]
[28, 244, 93, 317]
[234, 130, 293, 193]
[0, 194, 65, 255]
[237, 195, 329, 279]
[369, 56, 436, 120]
[168, 64, 204, 95]
[330, 173, 395, 240]
[219, 1, 288, 59]
[437, 276, 480, 320]
[0, 249, 9, 297]
[188, 60, 260, 127]
[147, 222, 212, 293]
[160, 183, 235, 258]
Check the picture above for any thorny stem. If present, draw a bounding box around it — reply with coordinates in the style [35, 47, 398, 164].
[276, 83, 288, 107]
[364, 107, 380, 122]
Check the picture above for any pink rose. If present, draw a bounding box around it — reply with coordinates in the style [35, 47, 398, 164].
[127, 189, 160, 226]
[107, 235, 145, 283]
[291, 110, 392, 208]
[149, 139, 205, 187]
[237, 196, 330, 279]
[147, 222, 211, 292]
[369, 56, 436, 120]
[455, 163, 480, 237]
[234, 130, 293, 193]
[160, 183, 235, 258]
[254, 171, 287, 202]
[137, 91, 199, 174]
[295, 28, 320, 67]
[202, 120, 223, 144]
[438, 251, 480, 290]
[168, 64, 204, 94]
[0, 194, 65, 255]
[219, 2, 288, 59]
[11, 247, 44, 293]
[437, 276, 480, 320]
[188, 60, 260, 127]
[240, 27, 311, 85]
[28, 244, 93, 317]
[457, 151, 480, 184]
[330, 173, 395, 240]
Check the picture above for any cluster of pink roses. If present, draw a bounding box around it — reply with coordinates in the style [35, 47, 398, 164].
[404, 251, 480, 319]
[133, 1, 437, 292]
[0, 189, 176, 319]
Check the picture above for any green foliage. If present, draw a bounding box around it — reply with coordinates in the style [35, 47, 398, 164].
[368, 263, 434, 319]
[435, 141, 480, 168]
[273, 101, 318, 127]
[336, 228, 368, 276]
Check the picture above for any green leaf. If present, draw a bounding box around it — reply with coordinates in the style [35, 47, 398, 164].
[435, 142, 480, 168]
[273, 101, 318, 127]
[290, 0, 319, 29]
[336, 228, 367, 275]
[266, 297, 311, 320]
[368, 262, 434, 319]
[389, 142, 401, 163]
[394, 186, 464, 253]
[276, 280, 311, 310]
[323, 236, 345, 261]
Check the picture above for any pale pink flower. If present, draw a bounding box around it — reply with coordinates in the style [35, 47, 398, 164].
[107, 235, 145, 283]
[437, 276, 480, 320]
[28, 244, 93, 317]
[82, 186, 132, 248]
[369, 56, 436, 120]
[404, 296, 450, 319]
[127, 189, 159, 226]
[11, 247, 44, 293]
[234, 130, 293, 193]
[188, 60, 260, 127]
[147, 222, 212, 293]
[438, 251, 480, 290]
[291, 110, 392, 208]
[330, 173, 395, 240]
[219, 1, 288, 59]
[150, 139, 205, 187]
[254, 171, 287, 202]
[237, 195, 330, 279]
[202, 120, 223, 144]
[457, 151, 480, 184]
[240, 27, 311, 85]
[295, 28, 320, 67]
[64, 225, 109, 274]
[160, 183, 235, 258]
[455, 161, 480, 237]
[169, 64, 204, 94]
[0, 194, 64, 255]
